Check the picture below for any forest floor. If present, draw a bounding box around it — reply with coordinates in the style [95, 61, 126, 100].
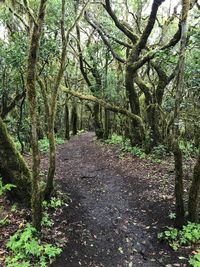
[49, 132, 189, 267]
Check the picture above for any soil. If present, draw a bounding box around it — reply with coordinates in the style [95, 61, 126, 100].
[50, 132, 189, 267]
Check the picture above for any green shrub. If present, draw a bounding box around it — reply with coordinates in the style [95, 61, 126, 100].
[189, 250, 200, 267]
[5, 223, 62, 267]
[158, 222, 200, 265]
[152, 144, 170, 158]
[105, 134, 123, 145]
[0, 178, 16, 196]
[179, 140, 197, 157]
[39, 136, 64, 152]
[106, 134, 146, 159]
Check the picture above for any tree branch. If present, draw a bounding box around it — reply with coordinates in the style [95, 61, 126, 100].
[61, 85, 145, 132]
[104, 0, 138, 43]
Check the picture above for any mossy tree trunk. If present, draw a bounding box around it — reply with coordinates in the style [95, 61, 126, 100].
[43, 1, 89, 200]
[64, 96, 70, 140]
[0, 117, 31, 204]
[93, 103, 104, 139]
[26, 0, 48, 231]
[172, 0, 190, 226]
[173, 141, 185, 227]
[188, 147, 200, 222]
[104, 108, 111, 140]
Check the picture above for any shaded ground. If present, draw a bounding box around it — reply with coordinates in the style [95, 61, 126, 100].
[51, 132, 188, 267]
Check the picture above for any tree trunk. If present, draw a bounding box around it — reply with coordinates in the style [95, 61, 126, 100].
[0, 117, 31, 204]
[26, 0, 48, 231]
[71, 104, 78, 135]
[173, 141, 185, 227]
[188, 148, 200, 222]
[104, 108, 111, 140]
[94, 103, 104, 139]
[64, 98, 70, 140]
[44, 119, 56, 200]
[125, 66, 142, 145]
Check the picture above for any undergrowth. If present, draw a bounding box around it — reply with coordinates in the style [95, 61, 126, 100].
[39, 136, 64, 152]
[105, 134, 197, 163]
[158, 221, 200, 266]
[105, 134, 145, 159]
[1, 181, 66, 267]
[5, 223, 62, 267]
[4, 196, 66, 266]
[0, 178, 16, 225]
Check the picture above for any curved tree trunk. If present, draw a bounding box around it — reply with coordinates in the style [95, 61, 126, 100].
[0, 117, 31, 204]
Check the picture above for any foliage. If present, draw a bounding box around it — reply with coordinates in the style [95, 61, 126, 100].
[158, 222, 200, 252]
[41, 211, 53, 227]
[151, 144, 171, 158]
[105, 134, 146, 159]
[0, 177, 16, 196]
[0, 177, 16, 225]
[189, 250, 200, 267]
[179, 140, 197, 158]
[168, 212, 176, 220]
[105, 134, 123, 145]
[43, 197, 63, 210]
[41, 197, 63, 227]
[5, 223, 62, 267]
[39, 136, 64, 152]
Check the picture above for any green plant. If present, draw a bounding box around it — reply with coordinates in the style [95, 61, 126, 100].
[0, 217, 9, 225]
[42, 211, 53, 227]
[158, 222, 200, 252]
[39, 136, 64, 152]
[43, 197, 63, 210]
[152, 144, 170, 158]
[179, 140, 197, 158]
[0, 178, 16, 196]
[55, 136, 65, 145]
[105, 134, 123, 145]
[168, 212, 176, 220]
[5, 223, 62, 267]
[105, 134, 146, 159]
[39, 138, 49, 152]
[11, 204, 17, 213]
[180, 222, 200, 245]
[189, 250, 200, 267]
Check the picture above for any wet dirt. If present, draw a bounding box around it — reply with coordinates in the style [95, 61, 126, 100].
[51, 132, 188, 267]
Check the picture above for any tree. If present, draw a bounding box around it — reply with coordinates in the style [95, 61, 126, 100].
[26, 0, 48, 230]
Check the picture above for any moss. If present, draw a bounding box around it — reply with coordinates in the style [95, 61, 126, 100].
[0, 117, 31, 205]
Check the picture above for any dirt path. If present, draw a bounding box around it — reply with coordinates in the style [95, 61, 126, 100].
[52, 132, 185, 267]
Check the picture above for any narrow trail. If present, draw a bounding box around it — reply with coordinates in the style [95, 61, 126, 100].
[52, 132, 183, 267]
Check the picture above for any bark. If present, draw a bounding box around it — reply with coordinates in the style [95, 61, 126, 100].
[64, 97, 70, 140]
[93, 103, 104, 139]
[44, 1, 89, 199]
[188, 148, 200, 222]
[173, 141, 185, 227]
[0, 117, 31, 204]
[26, 0, 47, 230]
[71, 103, 78, 136]
[104, 108, 111, 140]
[172, 0, 190, 225]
